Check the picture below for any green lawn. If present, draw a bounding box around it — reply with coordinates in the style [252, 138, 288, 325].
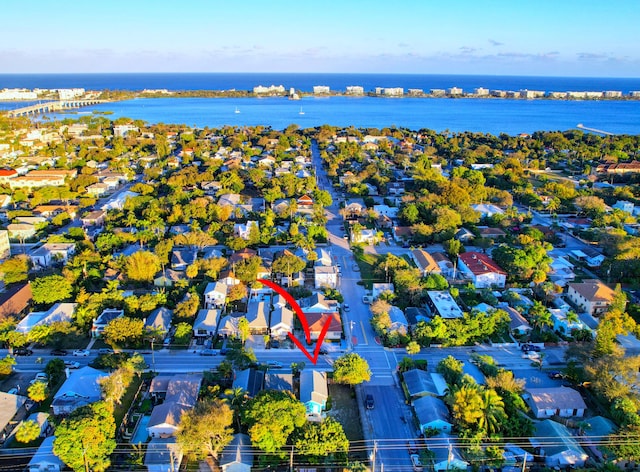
[354, 252, 383, 290]
[114, 375, 144, 429]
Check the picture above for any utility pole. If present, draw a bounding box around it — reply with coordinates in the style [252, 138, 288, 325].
[521, 452, 527, 472]
[82, 439, 89, 472]
[372, 440, 377, 472]
[289, 445, 294, 472]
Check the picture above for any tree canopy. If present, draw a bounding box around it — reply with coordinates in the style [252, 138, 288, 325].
[53, 401, 116, 472]
[177, 398, 234, 459]
[242, 390, 306, 454]
[332, 353, 371, 385]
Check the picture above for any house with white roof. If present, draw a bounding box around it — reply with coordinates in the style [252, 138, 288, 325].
[403, 369, 448, 399]
[372, 283, 394, 300]
[16, 303, 77, 333]
[429, 435, 469, 472]
[29, 242, 76, 269]
[204, 281, 228, 309]
[52, 366, 108, 415]
[269, 306, 293, 339]
[387, 306, 409, 334]
[472, 203, 505, 218]
[245, 301, 269, 334]
[351, 228, 377, 245]
[233, 221, 259, 240]
[314, 265, 339, 289]
[525, 387, 587, 418]
[426, 291, 464, 319]
[192, 309, 219, 337]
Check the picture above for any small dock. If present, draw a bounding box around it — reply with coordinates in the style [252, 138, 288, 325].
[6, 99, 108, 118]
[576, 123, 614, 136]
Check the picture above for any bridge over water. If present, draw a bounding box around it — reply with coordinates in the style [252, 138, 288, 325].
[5, 99, 108, 117]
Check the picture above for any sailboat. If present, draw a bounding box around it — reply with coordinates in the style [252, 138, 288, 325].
[234, 106, 240, 114]
[299, 106, 305, 115]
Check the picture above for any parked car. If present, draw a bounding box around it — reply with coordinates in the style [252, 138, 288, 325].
[72, 349, 91, 357]
[548, 371, 564, 379]
[365, 394, 374, 409]
[64, 361, 80, 369]
[34, 372, 48, 381]
[98, 348, 114, 355]
[7, 387, 19, 395]
[50, 349, 68, 356]
[343, 303, 350, 312]
[521, 344, 541, 352]
[13, 348, 33, 356]
[266, 361, 283, 369]
[199, 349, 217, 356]
[410, 454, 424, 472]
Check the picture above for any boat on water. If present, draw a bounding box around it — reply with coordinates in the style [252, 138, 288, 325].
[234, 107, 240, 114]
[299, 107, 305, 115]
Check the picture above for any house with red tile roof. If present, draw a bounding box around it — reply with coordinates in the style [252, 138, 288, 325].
[303, 312, 342, 341]
[457, 252, 506, 288]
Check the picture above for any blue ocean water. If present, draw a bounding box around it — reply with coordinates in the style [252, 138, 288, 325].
[1, 74, 640, 135]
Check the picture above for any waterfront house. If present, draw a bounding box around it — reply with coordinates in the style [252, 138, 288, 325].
[300, 370, 328, 421]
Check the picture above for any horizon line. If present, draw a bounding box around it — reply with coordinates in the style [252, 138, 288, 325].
[0, 72, 639, 80]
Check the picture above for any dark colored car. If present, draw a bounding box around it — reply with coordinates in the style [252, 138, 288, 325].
[365, 394, 374, 409]
[521, 344, 541, 352]
[548, 371, 564, 379]
[13, 348, 33, 356]
[50, 349, 68, 356]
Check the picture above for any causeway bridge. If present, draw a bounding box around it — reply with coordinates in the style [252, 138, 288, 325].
[6, 99, 108, 118]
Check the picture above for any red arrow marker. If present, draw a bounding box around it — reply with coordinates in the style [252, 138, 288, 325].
[258, 278, 332, 365]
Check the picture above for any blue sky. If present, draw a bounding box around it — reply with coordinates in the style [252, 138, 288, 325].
[1, 0, 639, 77]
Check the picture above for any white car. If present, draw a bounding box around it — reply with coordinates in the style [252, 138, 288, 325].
[72, 349, 91, 357]
[64, 361, 81, 369]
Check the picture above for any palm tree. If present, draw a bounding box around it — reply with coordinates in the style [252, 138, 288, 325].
[224, 386, 248, 429]
[478, 389, 506, 435]
[529, 301, 553, 330]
